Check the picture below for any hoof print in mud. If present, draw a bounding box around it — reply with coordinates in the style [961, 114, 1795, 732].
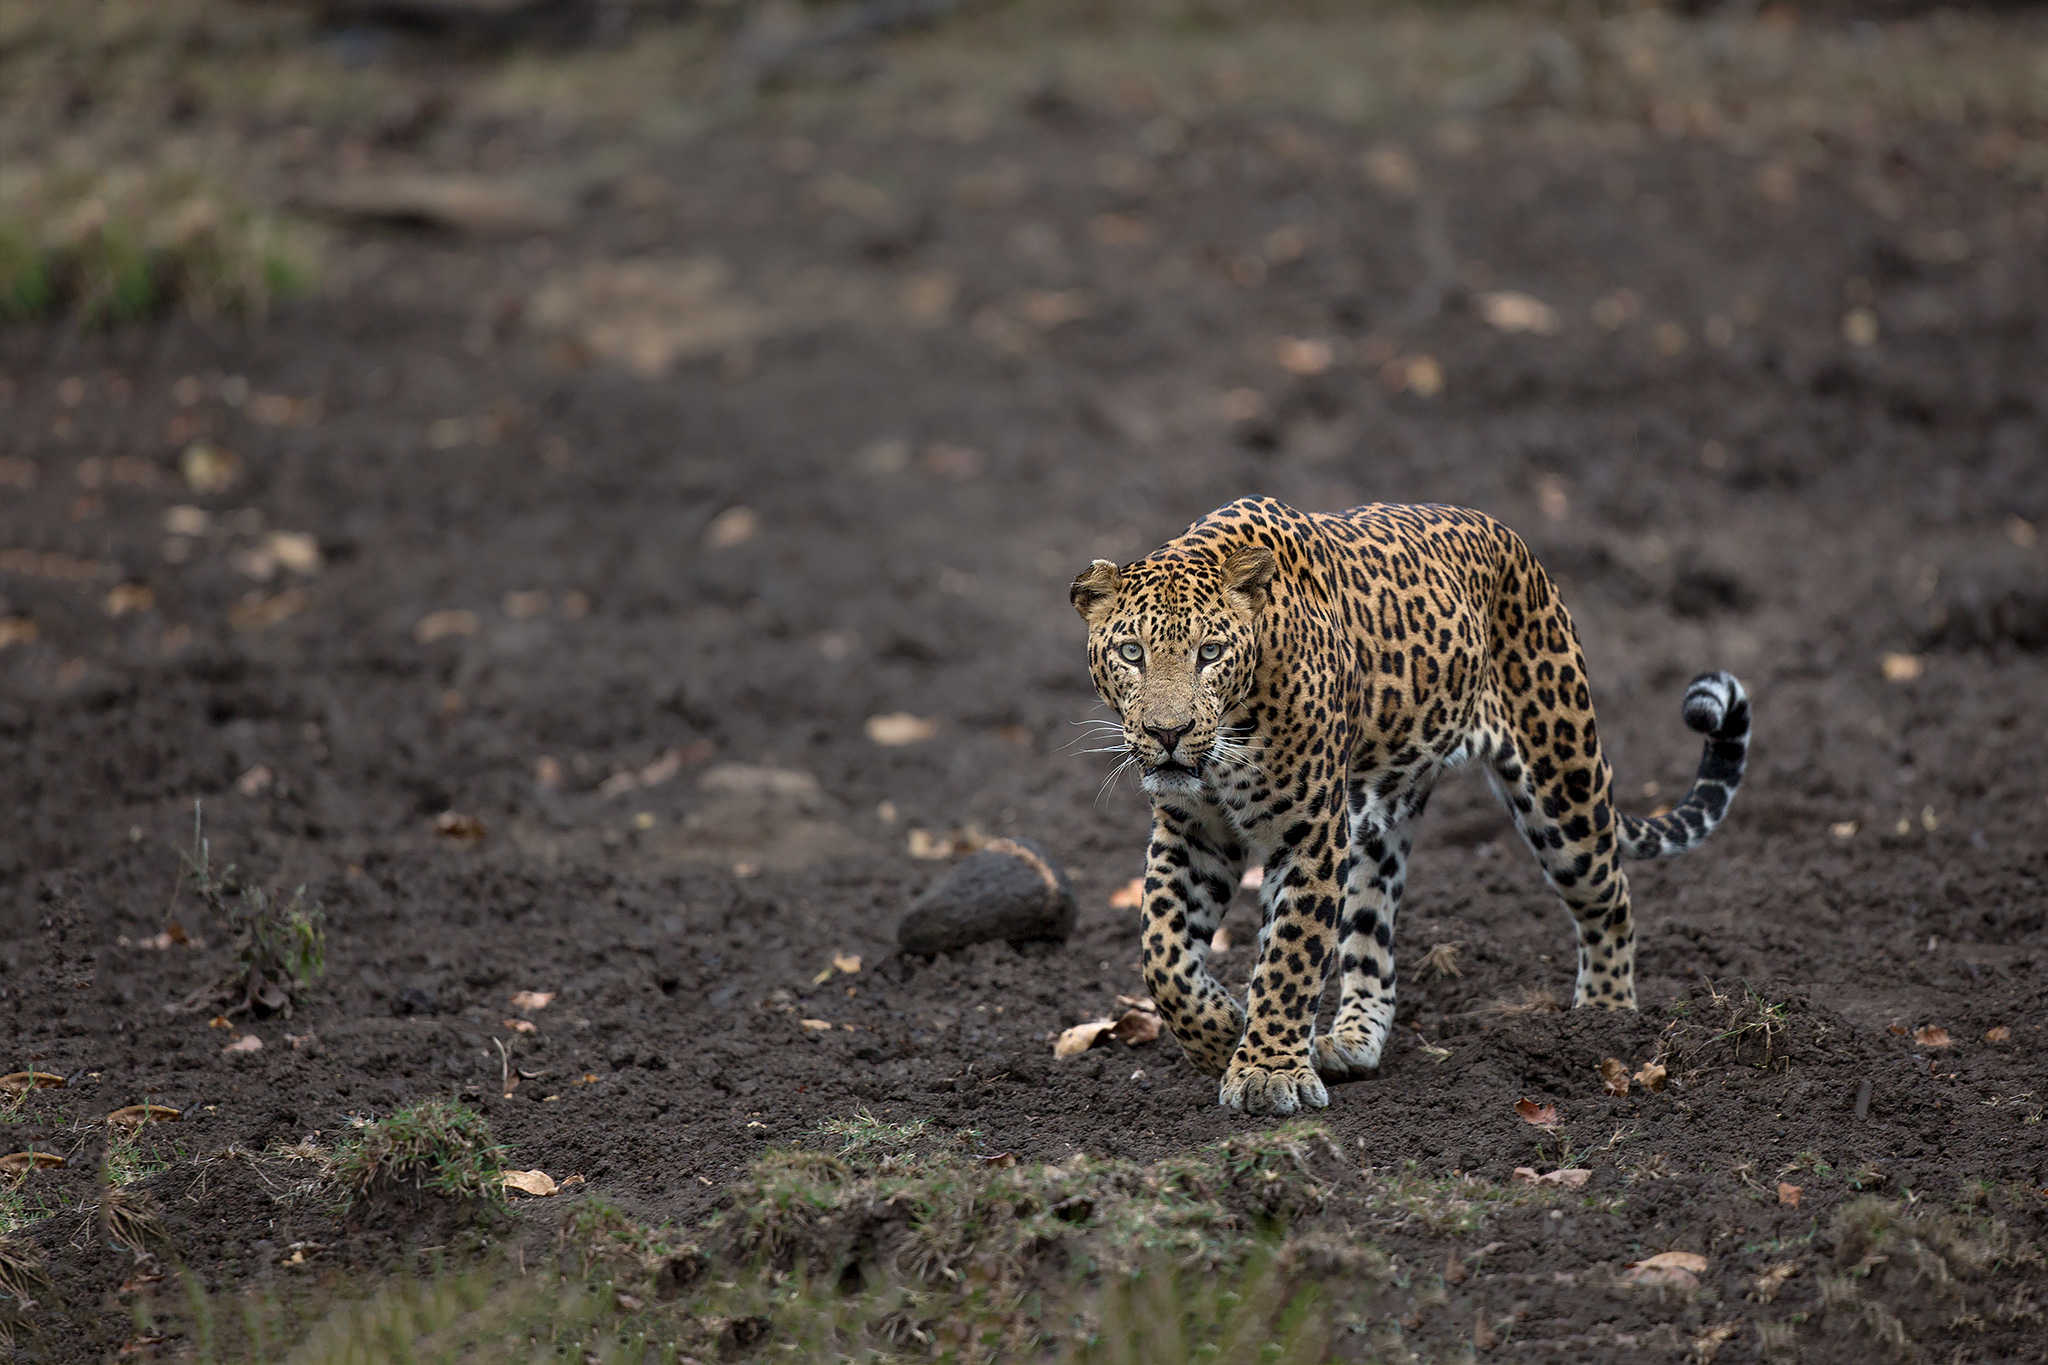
[1219, 1062, 1330, 1117]
[897, 836, 1077, 955]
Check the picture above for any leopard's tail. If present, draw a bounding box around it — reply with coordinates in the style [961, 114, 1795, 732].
[1619, 671, 1750, 861]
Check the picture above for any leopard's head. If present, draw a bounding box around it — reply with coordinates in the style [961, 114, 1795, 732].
[1070, 545, 1275, 793]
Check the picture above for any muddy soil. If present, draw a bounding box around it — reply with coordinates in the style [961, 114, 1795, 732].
[3, 4, 2046, 1361]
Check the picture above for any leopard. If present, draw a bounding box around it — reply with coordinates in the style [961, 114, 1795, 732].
[1071, 496, 1750, 1117]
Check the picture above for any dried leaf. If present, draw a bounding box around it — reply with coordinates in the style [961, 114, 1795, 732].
[0, 1151, 66, 1174]
[1275, 337, 1335, 375]
[1634, 1060, 1669, 1092]
[1109, 1008, 1162, 1046]
[1514, 1097, 1560, 1130]
[799, 1018, 834, 1032]
[1881, 652, 1924, 682]
[1776, 1182, 1802, 1207]
[503, 1018, 537, 1035]
[1913, 1025, 1953, 1048]
[1622, 1250, 1706, 1289]
[1642, 1251, 1707, 1274]
[267, 531, 323, 576]
[865, 713, 938, 747]
[1512, 1167, 1591, 1188]
[1985, 1026, 2012, 1043]
[832, 953, 862, 975]
[180, 442, 240, 493]
[107, 1104, 181, 1128]
[1478, 291, 1560, 335]
[415, 609, 481, 644]
[704, 506, 758, 550]
[906, 825, 985, 859]
[1109, 877, 1145, 910]
[1055, 1020, 1115, 1058]
[1599, 1057, 1631, 1097]
[0, 1071, 66, 1092]
[974, 1151, 1019, 1167]
[509, 990, 555, 1012]
[503, 1169, 559, 1197]
[1752, 1260, 1797, 1302]
[223, 1034, 263, 1054]
[434, 811, 488, 842]
[1114, 995, 1157, 1013]
[105, 583, 155, 617]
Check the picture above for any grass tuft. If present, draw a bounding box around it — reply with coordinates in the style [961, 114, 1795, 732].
[0, 168, 314, 326]
[328, 1100, 505, 1209]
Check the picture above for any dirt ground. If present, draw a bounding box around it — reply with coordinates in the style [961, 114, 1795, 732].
[3, 2, 2047, 1361]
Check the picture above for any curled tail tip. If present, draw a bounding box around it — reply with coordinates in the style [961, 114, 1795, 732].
[1682, 670, 1747, 737]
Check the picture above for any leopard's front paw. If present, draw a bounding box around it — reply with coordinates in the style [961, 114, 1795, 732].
[1218, 1058, 1329, 1116]
[1312, 1028, 1386, 1081]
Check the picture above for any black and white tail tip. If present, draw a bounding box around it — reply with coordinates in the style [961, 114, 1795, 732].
[1620, 670, 1751, 861]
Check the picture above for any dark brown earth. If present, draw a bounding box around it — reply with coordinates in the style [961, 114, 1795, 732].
[3, 3, 2047, 1361]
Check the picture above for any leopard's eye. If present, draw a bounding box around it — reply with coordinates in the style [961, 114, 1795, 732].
[1197, 642, 1224, 664]
[1117, 641, 1144, 665]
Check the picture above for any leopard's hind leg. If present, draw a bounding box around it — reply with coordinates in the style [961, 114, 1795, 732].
[1484, 729, 1636, 1009]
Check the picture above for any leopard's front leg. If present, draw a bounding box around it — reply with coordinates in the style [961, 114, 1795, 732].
[1137, 804, 1247, 1078]
[1219, 788, 1344, 1117]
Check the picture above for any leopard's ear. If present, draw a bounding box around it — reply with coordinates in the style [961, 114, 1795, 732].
[1070, 559, 1121, 622]
[1222, 545, 1278, 615]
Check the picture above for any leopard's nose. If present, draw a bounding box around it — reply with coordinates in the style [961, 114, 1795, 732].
[1145, 721, 1191, 753]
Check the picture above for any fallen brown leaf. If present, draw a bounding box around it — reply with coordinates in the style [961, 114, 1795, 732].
[1985, 1026, 2012, 1043]
[1512, 1167, 1591, 1188]
[0, 1071, 66, 1092]
[1777, 1182, 1802, 1207]
[107, 1104, 181, 1128]
[1913, 1025, 1953, 1048]
[1055, 1020, 1115, 1058]
[508, 991, 554, 1012]
[704, 506, 758, 550]
[222, 1034, 263, 1054]
[503, 1169, 559, 1197]
[1108, 877, 1144, 910]
[1514, 1097, 1560, 1130]
[415, 609, 481, 644]
[1477, 290, 1560, 335]
[180, 442, 239, 492]
[1752, 1260, 1797, 1303]
[105, 583, 155, 617]
[1622, 1250, 1707, 1289]
[1599, 1057, 1630, 1097]
[1109, 1008, 1162, 1046]
[906, 825, 985, 860]
[0, 1151, 66, 1174]
[433, 811, 488, 842]
[799, 1018, 834, 1032]
[503, 1019, 537, 1035]
[865, 713, 938, 747]
[1881, 651, 1924, 682]
[1634, 1059, 1669, 1092]
[832, 952, 862, 975]
[1275, 337, 1335, 375]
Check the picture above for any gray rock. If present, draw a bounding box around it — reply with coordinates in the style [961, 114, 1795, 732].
[898, 838, 1076, 955]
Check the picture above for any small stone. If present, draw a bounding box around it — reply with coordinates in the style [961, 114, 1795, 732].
[898, 837, 1076, 955]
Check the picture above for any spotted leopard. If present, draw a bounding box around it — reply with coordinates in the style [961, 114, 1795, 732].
[1071, 496, 1750, 1116]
